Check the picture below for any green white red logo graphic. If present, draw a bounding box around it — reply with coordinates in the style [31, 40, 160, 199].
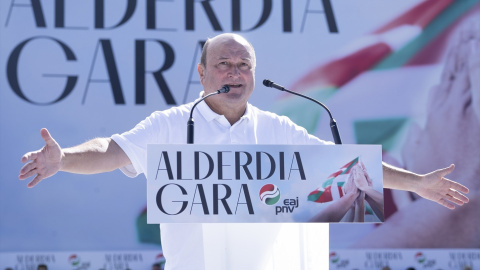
[415, 252, 426, 263]
[330, 252, 340, 263]
[68, 254, 80, 266]
[259, 184, 280, 205]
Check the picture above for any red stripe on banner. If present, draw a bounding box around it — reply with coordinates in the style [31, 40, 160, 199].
[328, 170, 343, 179]
[290, 43, 392, 92]
[315, 186, 333, 203]
[340, 159, 355, 169]
[342, 157, 359, 174]
[383, 188, 399, 220]
[288, 0, 454, 94]
[373, 0, 453, 34]
[309, 189, 320, 197]
[337, 186, 344, 197]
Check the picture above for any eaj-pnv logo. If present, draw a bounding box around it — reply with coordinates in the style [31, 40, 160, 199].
[68, 254, 80, 266]
[68, 254, 91, 269]
[259, 184, 280, 205]
[415, 252, 426, 263]
[330, 252, 340, 264]
[415, 251, 436, 268]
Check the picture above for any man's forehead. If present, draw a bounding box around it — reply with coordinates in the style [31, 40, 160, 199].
[216, 49, 253, 60]
[209, 35, 254, 55]
[210, 33, 249, 46]
[211, 46, 253, 64]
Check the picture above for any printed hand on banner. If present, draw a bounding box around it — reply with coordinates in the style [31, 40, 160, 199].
[359, 161, 373, 186]
[348, 164, 369, 196]
[343, 167, 359, 196]
[402, 20, 480, 193]
[351, 163, 370, 191]
[343, 164, 366, 222]
[19, 128, 62, 188]
[311, 184, 360, 223]
[350, 19, 479, 249]
[351, 163, 384, 221]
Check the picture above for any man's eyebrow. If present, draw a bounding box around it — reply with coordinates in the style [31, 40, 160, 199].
[217, 56, 251, 60]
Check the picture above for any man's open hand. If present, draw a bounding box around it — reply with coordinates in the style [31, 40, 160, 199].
[19, 128, 63, 188]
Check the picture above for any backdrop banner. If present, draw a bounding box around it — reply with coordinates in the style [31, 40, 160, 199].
[1, 0, 479, 260]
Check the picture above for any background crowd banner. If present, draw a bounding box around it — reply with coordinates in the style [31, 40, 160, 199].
[1, 0, 479, 269]
[329, 249, 480, 270]
[0, 250, 166, 270]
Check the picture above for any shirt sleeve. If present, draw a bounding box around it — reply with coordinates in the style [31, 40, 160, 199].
[111, 112, 163, 178]
[280, 115, 334, 145]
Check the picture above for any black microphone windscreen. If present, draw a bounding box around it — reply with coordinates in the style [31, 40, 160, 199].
[263, 79, 273, 87]
[222, 85, 230, 93]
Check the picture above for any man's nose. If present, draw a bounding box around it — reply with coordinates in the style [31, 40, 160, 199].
[228, 66, 241, 77]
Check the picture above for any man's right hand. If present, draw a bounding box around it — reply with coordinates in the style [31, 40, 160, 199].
[19, 128, 63, 188]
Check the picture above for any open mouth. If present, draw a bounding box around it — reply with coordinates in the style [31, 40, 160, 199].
[227, 84, 243, 88]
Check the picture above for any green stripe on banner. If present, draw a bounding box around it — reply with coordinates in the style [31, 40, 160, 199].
[136, 211, 162, 246]
[341, 157, 359, 175]
[322, 177, 335, 189]
[365, 204, 374, 215]
[271, 87, 337, 133]
[353, 118, 408, 151]
[374, 0, 479, 70]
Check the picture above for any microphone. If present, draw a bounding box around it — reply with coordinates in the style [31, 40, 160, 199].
[263, 79, 342, 144]
[187, 85, 230, 144]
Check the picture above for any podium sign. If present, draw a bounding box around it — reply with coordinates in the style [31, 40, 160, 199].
[147, 144, 383, 223]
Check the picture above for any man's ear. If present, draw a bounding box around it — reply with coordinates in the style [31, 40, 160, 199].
[197, 64, 205, 84]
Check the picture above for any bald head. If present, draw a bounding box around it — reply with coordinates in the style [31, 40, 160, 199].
[200, 33, 256, 69]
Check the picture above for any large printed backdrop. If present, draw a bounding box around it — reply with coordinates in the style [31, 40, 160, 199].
[1, 0, 479, 265]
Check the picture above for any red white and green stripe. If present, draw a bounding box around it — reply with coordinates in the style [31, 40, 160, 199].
[308, 157, 359, 203]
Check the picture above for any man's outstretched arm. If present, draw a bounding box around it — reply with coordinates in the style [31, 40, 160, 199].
[19, 128, 131, 188]
[382, 162, 469, 210]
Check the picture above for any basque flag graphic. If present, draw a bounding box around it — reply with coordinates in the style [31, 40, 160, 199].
[307, 157, 359, 203]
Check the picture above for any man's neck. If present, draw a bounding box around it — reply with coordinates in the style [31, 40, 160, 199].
[205, 99, 247, 125]
[223, 109, 246, 125]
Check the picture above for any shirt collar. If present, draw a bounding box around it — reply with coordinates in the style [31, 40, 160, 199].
[195, 91, 252, 124]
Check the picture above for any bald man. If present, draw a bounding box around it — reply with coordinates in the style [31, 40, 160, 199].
[20, 33, 469, 270]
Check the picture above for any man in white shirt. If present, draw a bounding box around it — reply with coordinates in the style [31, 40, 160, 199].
[19, 33, 469, 270]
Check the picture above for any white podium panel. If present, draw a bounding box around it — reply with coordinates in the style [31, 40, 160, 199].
[147, 144, 383, 223]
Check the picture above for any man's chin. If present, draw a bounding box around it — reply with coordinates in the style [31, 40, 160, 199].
[221, 90, 244, 99]
[221, 94, 249, 107]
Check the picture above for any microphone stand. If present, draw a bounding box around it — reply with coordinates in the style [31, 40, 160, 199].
[187, 85, 230, 144]
[263, 79, 342, 144]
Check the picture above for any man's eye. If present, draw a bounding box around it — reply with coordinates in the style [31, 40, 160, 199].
[217, 62, 230, 69]
[239, 63, 250, 70]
